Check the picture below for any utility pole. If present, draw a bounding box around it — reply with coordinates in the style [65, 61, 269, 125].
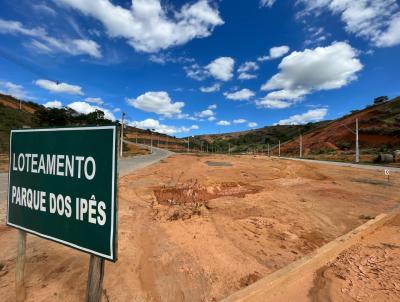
[119, 112, 125, 158]
[355, 118, 359, 163]
[228, 143, 231, 155]
[299, 133, 303, 158]
[187, 137, 190, 153]
[268, 144, 270, 157]
[278, 140, 281, 157]
[150, 129, 154, 153]
[338, 119, 360, 164]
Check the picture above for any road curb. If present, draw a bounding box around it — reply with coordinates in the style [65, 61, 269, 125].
[220, 207, 400, 302]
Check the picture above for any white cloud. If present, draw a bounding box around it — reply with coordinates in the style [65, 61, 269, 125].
[43, 100, 63, 108]
[127, 91, 185, 118]
[0, 81, 29, 99]
[0, 19, 102, 58]
[85, 97, 104, 105]
[238, 61, 259, 73]
[186, 57, 235, 82]
[32, 4, 57, 16]
[260, 0, 277, 8]
[375, 13, 400, 47]
[71, 39, 102, 58]
[297, 0, 400, 48]
[200, 83, 220, 93]
[248, 122, 258, 127]
[205, 57, 235, 81]
[35, 79, 84, 95]
[196, 109, 214, 118]
[68, 101, 116, 120]
[258, 45, 290, 61]
[256, 98, 292, 109]
[238, 61, 259, 80]
[238, 73, 257, 80]
[275, 108, 328, 125]
[149, 53, 195, 65]
[259, 42, 362, 108]
[129, 118, 198, 135]
[224, 88, 255, 100]
[57, 0, 224, 53]
[217, 120, 230, 126]
[113, 108, 121, 112]
[233, 118, 247, 124]
[195, 104, 217, 119]
[184, 64, 207, 81]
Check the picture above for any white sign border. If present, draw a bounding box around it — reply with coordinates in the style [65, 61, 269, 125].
[6, 126, 117, 261]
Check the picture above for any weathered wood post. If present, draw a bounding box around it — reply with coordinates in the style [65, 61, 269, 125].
[16, 230, 27, 302]
[85, 255, 105, 302]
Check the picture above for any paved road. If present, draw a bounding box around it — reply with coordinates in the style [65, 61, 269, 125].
[119, 141, 172, 176]
[0, 141, 172, 201]
[277, 156, 400, 172]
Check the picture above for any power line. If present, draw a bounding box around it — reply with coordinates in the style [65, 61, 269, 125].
[0, 47, 58, 83]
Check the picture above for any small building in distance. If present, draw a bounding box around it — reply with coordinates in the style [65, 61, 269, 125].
[374, 96, 389, 105]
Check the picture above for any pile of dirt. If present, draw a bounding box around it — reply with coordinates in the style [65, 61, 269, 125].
[152, 180, 261, 221]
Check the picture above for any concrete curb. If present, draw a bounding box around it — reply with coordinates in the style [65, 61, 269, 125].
[220, 207, 400, 302]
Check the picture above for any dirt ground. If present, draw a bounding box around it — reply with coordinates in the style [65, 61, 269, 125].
[310, 214, 400, 302]
[0, 154, 399, 301]
[0, 154, 8, 172]
[271, 213, 400, 302]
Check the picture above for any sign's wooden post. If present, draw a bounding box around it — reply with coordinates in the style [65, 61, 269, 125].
[85, 255, 105, 302]
[16, 230, 27, 302]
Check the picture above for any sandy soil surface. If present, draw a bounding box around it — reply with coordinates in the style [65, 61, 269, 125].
[123, 143, 150, 156]
[0, 154, 8, 173]
[0, 154, 399, 301]
[275, 213, 400, 302]
[309, 214, 400, 301]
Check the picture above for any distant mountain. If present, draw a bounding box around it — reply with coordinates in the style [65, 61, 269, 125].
[0, 94, 40, 153]
[195, 122, 330, 153]
[0, 93, 188, 154]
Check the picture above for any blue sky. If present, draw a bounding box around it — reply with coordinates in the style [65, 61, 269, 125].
[0, 0, 400, 137]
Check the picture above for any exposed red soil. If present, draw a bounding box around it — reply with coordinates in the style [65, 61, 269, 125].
[0, 155, 399, 301]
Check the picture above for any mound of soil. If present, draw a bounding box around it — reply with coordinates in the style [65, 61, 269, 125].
[152, 180, 261, 221]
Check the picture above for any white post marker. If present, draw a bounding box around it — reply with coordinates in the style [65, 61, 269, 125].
[355, 118, 360, 163]
[278, 140, 281, 157]
[385, 169, 390, 182]
[119, 112, 125, 158]
[299, 134, 303, 158]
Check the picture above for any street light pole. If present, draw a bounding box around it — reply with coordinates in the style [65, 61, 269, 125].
[356, 118, 359, 163]
[299, 134, 303, 158]
[150, 130, 154, 153]
[278, 140, 281, 157]
[119, 112, 125, 158]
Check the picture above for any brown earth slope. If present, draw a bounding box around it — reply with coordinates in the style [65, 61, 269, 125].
[279, 97, 400, 157]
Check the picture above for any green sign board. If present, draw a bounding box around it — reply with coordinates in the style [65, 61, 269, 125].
[7, 126, 118, 261]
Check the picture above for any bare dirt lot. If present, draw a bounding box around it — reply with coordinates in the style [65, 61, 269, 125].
[0, 154, 399, 301]
[310, 214, 400, 302]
